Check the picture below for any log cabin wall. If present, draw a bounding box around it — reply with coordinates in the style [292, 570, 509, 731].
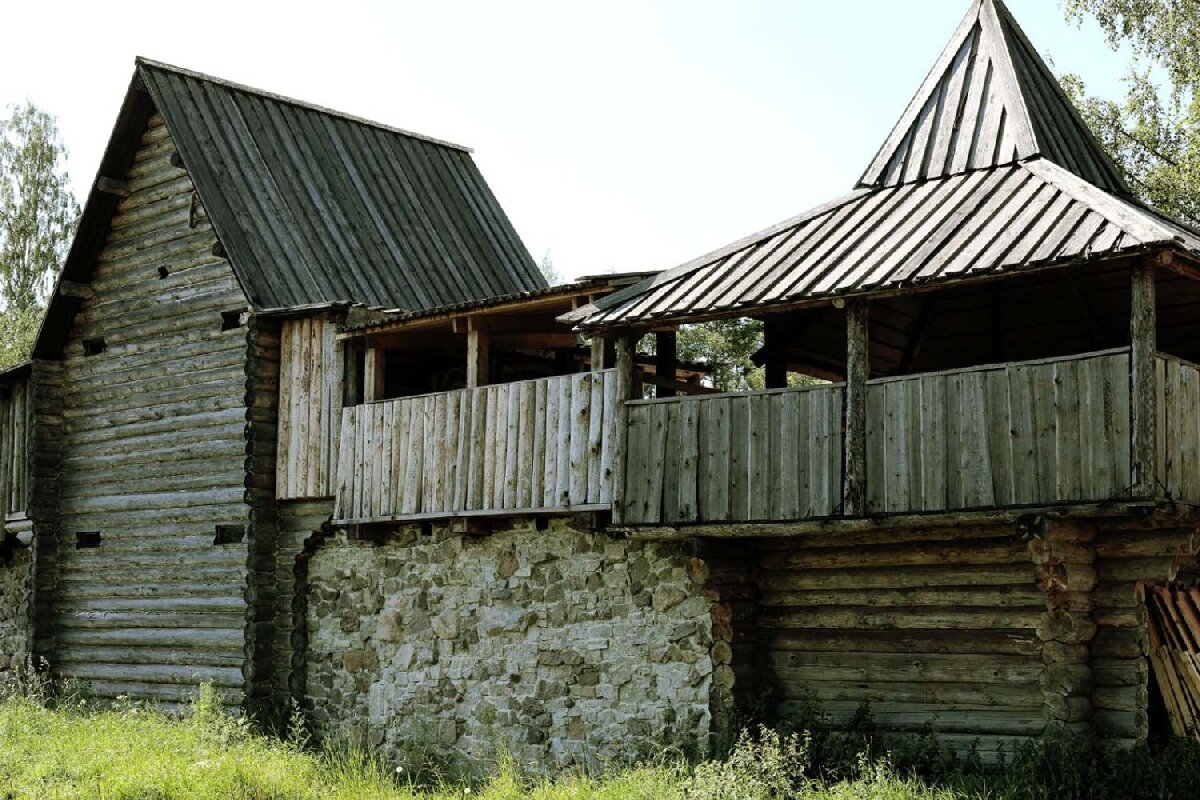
[53, 114, 253, 710]
[753, 523, 1052, 762]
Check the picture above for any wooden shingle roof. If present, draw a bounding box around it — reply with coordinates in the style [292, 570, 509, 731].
[860, 0, 1129, 194]
[35, 59, 543, 357]
[579, 0, 1194, 331]
[137, 59, 544, 310]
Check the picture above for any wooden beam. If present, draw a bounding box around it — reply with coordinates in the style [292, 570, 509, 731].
[1130, 261, 1158, 497]
[57, 280, 93, 300]
[363, 346, 386, 403]
[95, 176, 130, 197]
[590, 337, 606, 371]
[843, 300, 869, 515]
[611, 334, 637, 524]
[466, 324, 490, 388]
[655, 330, 677, 397]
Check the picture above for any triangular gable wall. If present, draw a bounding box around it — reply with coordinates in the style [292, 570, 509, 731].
[858, 0, 1129, 196]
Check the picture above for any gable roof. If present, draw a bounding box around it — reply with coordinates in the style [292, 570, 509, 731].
[35, 59, 543, 357]
[579, 0, 1189, 331]
[859, 0, 1129, 195]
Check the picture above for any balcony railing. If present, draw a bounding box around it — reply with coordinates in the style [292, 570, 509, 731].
[619, 348, 1198, 526]
[329, 348, 1200, 528]
[622, 382, 845, 525]
[334, 369, 618, 523]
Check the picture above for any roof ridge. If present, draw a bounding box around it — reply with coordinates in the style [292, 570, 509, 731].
[135, 56, 473, 154]
[858, 0, 1130, 196]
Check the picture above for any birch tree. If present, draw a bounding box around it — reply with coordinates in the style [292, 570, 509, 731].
[0, 102, 79, 369]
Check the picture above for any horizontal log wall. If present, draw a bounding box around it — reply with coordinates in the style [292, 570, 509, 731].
[623, 384, 845, 526]
[54, 115, 251, 710]
[0, 377, 30, 521]
[1156, 354, 1200, 503]
[866, 350, 1131, 513]
[335, 370, 616, 521]
[1091, 520, 1196, 743]
[277, 317, 341, 500]
[756, 524, 1047, 761]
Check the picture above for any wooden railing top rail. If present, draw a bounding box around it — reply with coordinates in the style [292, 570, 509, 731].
[866, 347, 1133, 387]
[1156, 351, 1200, 371]
[356, 368, 618, 407]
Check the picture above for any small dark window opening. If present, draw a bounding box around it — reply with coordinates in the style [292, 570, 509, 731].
[221, 310, 246, 332]
[157, 266, 170, 279]
[83, 338, 106, 357]
[75, 532, 102, 549]
[420, 521, 434, 538]
[214, 524, 246, 545]
[535, 517, 550, 532]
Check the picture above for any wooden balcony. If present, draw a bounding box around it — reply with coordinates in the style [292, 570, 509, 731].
[618, 349, 1200, 527]
[333, 370, 618, 523]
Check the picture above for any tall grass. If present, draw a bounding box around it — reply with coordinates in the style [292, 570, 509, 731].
[0, 680, 1198, 799]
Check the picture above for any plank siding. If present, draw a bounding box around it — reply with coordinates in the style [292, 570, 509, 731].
[1156, 354, 1200, 504]
[0, 377, 31, 522]
[623, 383, 846, 526]
[866, 351, 1131, 513]
[334, 371, 616, 522]
[55, 116, 251, 709]
[277, 317, 341, 500]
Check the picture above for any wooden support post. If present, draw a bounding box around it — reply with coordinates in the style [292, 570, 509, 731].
[656, 330, 677, 398]
[843, 300, 869, 516]
[590, 337, 606, 371]
[611, 334, 637, 524]
[764, 320, 787, 389]
[363, 346, 385, 403]
[1130, 262, 1157, 498]
[466, 323, 490, 388]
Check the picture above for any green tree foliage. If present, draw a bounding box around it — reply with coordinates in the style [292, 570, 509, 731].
[0, 103, 78, 369]
[1063, 0, 1200, 223]
[676, 318, 766, 392]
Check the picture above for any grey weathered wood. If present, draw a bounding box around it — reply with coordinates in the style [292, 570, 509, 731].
[1131, 261, 1157, 497]
[610, 335, 637, 524]
[466, 326, 490, 388]
[844, 300, 869, 515]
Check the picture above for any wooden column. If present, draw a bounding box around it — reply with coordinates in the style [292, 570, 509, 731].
[843, 300, 869, 516]
[611, 334, 637, 523]
[655, 330, 677, 398]
[764, 320, 787, 389]
[590, 336, 606, 371]
[466, 323, 490, 388]
[1130, 262, 1157, 498]
[363, 346, 386, 403]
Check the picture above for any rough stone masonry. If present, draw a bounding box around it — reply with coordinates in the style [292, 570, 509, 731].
[304, 518, 715, 769]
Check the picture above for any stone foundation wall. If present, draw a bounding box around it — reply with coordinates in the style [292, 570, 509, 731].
[0, 543, 33, 683]
[305, 519, 714, 770]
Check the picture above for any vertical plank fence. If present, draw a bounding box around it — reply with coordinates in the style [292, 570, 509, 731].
[865, 350, 1132, 513]
[622, 383, 846, 525]
[1157, 354, 1200, 504]
[0, 376, 30, 521]
[277, 317, 341, 500]
[335, 370, 616, 521]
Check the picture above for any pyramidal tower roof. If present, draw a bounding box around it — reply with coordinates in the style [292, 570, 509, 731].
[858, 0, 1130, 195]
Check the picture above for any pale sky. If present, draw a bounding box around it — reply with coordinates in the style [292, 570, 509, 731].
[0, 1, 1139, 282]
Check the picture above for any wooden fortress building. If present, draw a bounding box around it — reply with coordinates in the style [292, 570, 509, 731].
[3, 0, 1200, 766]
